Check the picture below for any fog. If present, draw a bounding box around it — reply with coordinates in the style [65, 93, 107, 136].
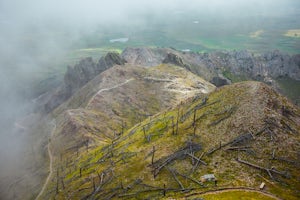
[0, 0, 299, 199]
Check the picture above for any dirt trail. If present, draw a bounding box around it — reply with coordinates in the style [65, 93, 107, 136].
[35, 120, 56, 200]
[185, 187, 282, 200]
[86, 78, 134, 108]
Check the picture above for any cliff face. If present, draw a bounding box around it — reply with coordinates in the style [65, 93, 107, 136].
[41, 48, 300, 114]
[43, 52, 126, 113]
[122, 47, 300, 103]
[64, 52, 126, 94]
[212, 50, 300, 80]
[122, 47, 300, 81]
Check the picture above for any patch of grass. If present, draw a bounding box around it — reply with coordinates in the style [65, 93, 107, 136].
[200, 190, 277, 200]
[284, 29, 300, 38]
[250, 30, 265, 38]
[222, 70, 249, 83]
[276, 76, 300, 104]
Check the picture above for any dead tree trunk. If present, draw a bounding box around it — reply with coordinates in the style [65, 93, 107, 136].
[186, 153, 207, 165]
[174, 170, 203, 186]
[192, 152, 205, 173]
[61, 178, 65, 190]
[143, 127, 146, 141]
[92, 178, 96, 191]
[172, 118, 175, 135]
[236, 158, 289, 180]
[166, 167, 184, 190]
[56, 168, 59, 194]
[152, 146, 156, 165]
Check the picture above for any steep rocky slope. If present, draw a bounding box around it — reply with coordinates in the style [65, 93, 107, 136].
[122, 47, 300, 104]
[9, 48, 299, 200]
[46, 63, 215, 177]
[36, 52, 126, 113]
[122, 47, 300, 81]
[39, 80, 299, 200]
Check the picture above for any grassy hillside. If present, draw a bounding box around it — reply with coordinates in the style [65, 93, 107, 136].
[39, 81, 300, 199]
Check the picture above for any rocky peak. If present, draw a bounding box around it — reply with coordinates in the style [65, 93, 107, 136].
[162, 53, 191, 69]
[64, 52, 125, 94]
[43, 52, 125, 113]
[64, 57, 96, 94]
[121, 47, 177, 66]
[96, 52, 126, 73]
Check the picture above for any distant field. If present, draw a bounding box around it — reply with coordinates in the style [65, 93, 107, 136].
[284, 29, 300, 38]
[20, 9, 300, 99]
[66, 47, 122, 65]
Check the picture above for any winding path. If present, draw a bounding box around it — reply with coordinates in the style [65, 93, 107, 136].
[35, 120, 56, 200]
[86, 78, 134, 108]
[185, 187, 282, 200]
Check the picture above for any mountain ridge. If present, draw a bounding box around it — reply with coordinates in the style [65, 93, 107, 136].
[39, 80, 300, 200]
[5, 48, 300, 200]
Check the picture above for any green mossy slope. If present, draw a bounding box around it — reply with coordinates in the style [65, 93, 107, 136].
[42, 81, 299, 200]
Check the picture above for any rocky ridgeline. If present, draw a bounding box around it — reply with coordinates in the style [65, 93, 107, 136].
[43, 53, 126, 113]
[122, 47, 300, 83]
[40, 48, 299, 113]
[64, 52, 126, 94]
[202, 50, 300, 81]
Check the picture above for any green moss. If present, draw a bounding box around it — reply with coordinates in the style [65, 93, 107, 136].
[200, 190, 278, 200]
[42, 82, 300, 200]
[276, 76, 300, 104]
[223, 70, 250, 83]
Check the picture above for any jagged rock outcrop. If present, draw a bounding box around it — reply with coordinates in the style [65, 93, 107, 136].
[162, 53, 191, 70]
[121, 47, 300, 103]
[43, 52, 126, 113]
[97, 52, 126, 70]
[210, 76, 231, 87]
[64, 57, 96, 94]
[64, 53, 126, 94]
[122, 47, 300, 81]
[224, 50, 300, 80]
[121, 47, 176, 66]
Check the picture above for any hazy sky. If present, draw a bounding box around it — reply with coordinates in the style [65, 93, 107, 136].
[1, 0, 298, 25]
[0, 0, 298, 119]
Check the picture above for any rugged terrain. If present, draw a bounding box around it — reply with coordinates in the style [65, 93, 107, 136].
[2, 48, 300, 200]
[122, 47, 300, 104]
[39, 80, 300, 200]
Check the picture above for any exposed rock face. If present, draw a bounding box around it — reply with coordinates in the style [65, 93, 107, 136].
[122, 47, 300, 81]
[42, 48, 299, 113]
[224, 50, 300, 80]
[64, 53, 126, 94]
[43, 52, 126, 113]
[210, 76, 231, 87]
[121, 48, 300, 103]
[162, 53, 191, 69]
[97, 52, 126, 70]
[121, 47, 176, 66]
[64, 57, 96, 94]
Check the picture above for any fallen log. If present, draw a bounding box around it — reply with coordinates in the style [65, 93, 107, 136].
[174, 170, 204, 186]
[191, 152, 205, 173]
[186, 153, 207, 165]
[236, 158, 289, 180]
[166, 167, 185, 190]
